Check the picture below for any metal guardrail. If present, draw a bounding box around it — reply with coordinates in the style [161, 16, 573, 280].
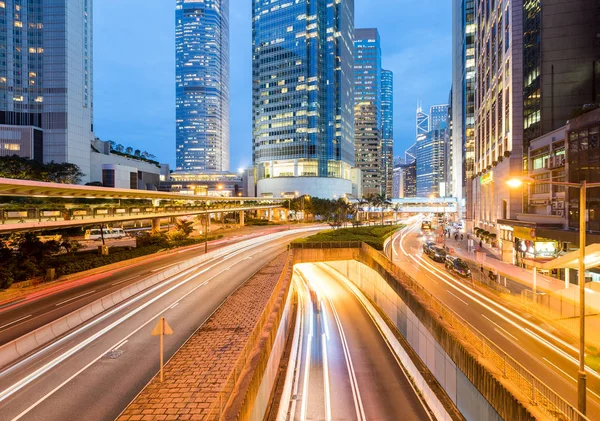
[202, 253, 292, 421]
[363, 244, 589, 421]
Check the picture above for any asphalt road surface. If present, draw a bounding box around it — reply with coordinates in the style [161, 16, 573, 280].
[0, 229, 314, 421]
[392, 222, 600, 420]
[282, 263, 433, 421]
[0, 226, 294, 345]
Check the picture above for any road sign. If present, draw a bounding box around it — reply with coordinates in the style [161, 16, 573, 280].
[152, 317, 173, 382]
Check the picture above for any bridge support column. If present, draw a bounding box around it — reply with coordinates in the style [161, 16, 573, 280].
[239, 211, 245, 227]
[268, 209, 273, 222]
[152, 218, 161, 235]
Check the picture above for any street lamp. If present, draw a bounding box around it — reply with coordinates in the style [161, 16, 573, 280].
[507, 175, 600, 416]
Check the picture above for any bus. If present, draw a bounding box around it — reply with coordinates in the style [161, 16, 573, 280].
[421, 220, 432, 233]
[84, 228, 126, 241]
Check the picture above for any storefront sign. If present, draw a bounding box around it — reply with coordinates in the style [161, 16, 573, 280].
[480, 172, 494, 185]
[514, 226, 536, 241]
[534, 241, 557, 258]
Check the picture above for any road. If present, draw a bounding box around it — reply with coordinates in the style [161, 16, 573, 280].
[0, 229, 314, 421]
[281, 263, 432, 421]
[0, 226, 295, 346]
[392, 222, 600, 419]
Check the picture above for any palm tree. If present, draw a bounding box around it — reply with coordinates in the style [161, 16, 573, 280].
[370, 193, 392, 226]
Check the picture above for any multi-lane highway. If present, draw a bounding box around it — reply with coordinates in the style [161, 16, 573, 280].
[0, 226, 293, 346]
[0, 229, 315, 421]
[392, 222, 600, 419]
[279, 263, 433, 421]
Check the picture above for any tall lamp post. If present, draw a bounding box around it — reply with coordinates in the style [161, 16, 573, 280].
[507, 176, 600, 416]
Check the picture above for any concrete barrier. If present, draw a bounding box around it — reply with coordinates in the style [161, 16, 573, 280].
[0, 229, 315, 369]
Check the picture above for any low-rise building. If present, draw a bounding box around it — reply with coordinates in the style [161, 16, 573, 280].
[160, 172, 244, 197]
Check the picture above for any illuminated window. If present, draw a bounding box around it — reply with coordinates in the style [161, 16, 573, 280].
[3, 143, 20, 151]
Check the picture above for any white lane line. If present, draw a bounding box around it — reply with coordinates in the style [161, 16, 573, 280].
[398, 226, 600, 381]
[481, 314, 519, 342]
[494, 328, 519, 344]
[150, 262, 178, 272]
[326, 294, 366, 421]
[542, 357, 577, 382]
[447, 290, 469, 306]
[322, 332, 332, 421]
[0, 251, 249, 405]
[111, 276, 139, 286]
[170, 303, 179, 310]
[0, 315, 32, 331]
[112, 339, 128, 351]
[54, 290, 97, 307]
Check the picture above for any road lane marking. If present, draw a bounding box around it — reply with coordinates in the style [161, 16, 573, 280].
[493, 328, 519, 344]
[398, 225, 600, 381]
[542, 357, 576, 382]
[322, 332, 332, 421]
[111, 276, 140, 286]
[0, 315, 32, 331]
[54, 290, 97, 307]
[481, 314, 519, 342]
[150, 263, 179, 272]
[170, 303, 179, 310]
[112, 339, 128, 351]
[447, 290, 469, 306]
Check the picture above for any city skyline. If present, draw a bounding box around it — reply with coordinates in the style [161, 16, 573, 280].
[92, 0, 451, 171]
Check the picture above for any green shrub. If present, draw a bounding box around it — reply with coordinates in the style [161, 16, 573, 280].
[293, 225, 403, 250]
[0, 270, 14, 289]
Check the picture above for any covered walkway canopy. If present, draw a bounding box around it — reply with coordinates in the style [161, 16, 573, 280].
[523, 244, 600, 271]
[0, 177, 282, 203]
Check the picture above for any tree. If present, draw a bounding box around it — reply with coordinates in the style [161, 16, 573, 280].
[125, 147, 133, 155]
[369, 193, 392, 226]
[0, 155, 83, 184]
[43, 161, 84, 184]
[175, 219, 194, 239]
[134, 149, 141, 157]
[115, 144, 125, 152]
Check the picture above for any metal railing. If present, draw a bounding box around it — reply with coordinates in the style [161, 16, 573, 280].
[202, 253, 293, 421]
[363, 244, 589, 421]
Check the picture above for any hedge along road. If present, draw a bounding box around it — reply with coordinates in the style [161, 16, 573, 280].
[0, 225, 313, 347]
[0, 231, 315, 421]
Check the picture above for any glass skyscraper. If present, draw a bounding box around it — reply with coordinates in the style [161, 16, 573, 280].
[0, 0, 94, 180]
[354, 28, 382, 197]
[381, 69, 394, 197]
[252, 0, 355, 199]
[176, 0, 230, 173]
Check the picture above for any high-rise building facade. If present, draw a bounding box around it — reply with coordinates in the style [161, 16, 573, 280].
[381, 69, 394, 197]
[354, 28, 382, 197]
[0, 0, 94, 180]
[403, 161, 417, 198]
[416, 127, 447, 197]
[176, 0, 230, 172]
[251, 0, 355, 199]
[471, 0, 524, 235]
[451, 0, 476, 217]
[429, 104, 449, 130]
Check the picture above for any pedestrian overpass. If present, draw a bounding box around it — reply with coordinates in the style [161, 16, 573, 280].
[0, 177, 285, 234]
[354, 197, 459, 214]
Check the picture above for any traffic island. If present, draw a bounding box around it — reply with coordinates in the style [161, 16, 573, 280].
[116, 251, 294, 421]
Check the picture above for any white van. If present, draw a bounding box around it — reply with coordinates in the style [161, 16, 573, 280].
[85, 228, 126, 241]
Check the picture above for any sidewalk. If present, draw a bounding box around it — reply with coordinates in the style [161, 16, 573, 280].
[444, 234, 566, 293]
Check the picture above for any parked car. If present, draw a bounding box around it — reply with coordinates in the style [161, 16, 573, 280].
[422, 241, 436, 253]
[425, 245, 447, 263]
[445, 255, 472, 278]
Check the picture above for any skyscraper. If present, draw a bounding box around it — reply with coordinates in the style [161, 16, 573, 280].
[0, 0, 94, 180]
[416, 127, 446, 197]
[354, 28, 382, 197]
[451, 0, 476, 217]
[416, 105, 429, 140]
[381, 69, 394, 197]
[176, 0, 230, 173]
[429, 104, 449, 130]
[252, 0, 355, 199]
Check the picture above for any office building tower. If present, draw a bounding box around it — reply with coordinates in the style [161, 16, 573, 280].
[252, 0, 355, 199]
[405, 143, 417, 164]
[176, 0, 230, 172]
[354, 28, 382, 197]
[416, 127, 446, 197]
[451, 0, 476, 217]
[416, 105, 429, 140]
[430, 104, 449, 130]
[381, 69, 394, 197]
[0, 0, 94, 180]
[403, 161, 417, 198]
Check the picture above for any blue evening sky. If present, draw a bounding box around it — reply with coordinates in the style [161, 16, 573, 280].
[94, 0, 451, 170]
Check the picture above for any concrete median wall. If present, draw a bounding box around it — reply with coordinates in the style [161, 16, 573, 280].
[0, 230, 303, 370]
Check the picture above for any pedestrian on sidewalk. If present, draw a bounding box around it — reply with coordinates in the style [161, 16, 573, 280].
[454, 233, 458, 241]
[479, 239, 483, 250]
[460, 233, 464, 241]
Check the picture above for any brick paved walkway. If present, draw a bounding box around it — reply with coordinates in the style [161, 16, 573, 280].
[116, 253, 288, 421]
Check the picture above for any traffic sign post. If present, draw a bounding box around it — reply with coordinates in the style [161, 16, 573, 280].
[151, 317, 174, 382]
